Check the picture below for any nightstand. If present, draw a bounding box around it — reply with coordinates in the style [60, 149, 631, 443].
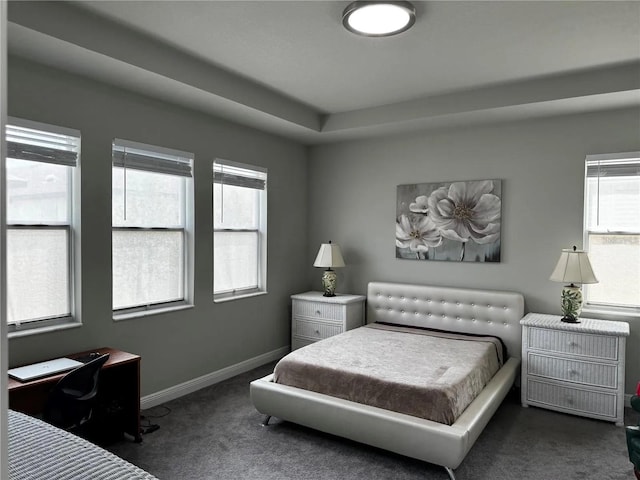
[291, 291, 366, 351]
[520, 312, 629, 425]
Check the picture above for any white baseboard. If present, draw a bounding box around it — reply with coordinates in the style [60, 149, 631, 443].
[141, 346, 289, 410]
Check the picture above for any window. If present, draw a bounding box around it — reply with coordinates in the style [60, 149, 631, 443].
[5, 118, 80, 333]
[213, 159, 267, 300]
[584, 152, 640, 313]
[112, 139, 194, 314]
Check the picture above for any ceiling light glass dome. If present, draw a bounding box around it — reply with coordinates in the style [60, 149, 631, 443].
[342, 1, 416, 37]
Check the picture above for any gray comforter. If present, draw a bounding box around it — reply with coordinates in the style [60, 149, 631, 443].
[274, 323, 503, 425]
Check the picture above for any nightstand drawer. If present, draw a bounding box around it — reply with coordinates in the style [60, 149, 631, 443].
[293, 318, 342, 340]
[293, 300, 342, 321]
[527, 353, 617, 389]
[526, 379, 617, 418]
[527, 327, 618, 360]
[292, 336, 316, 351]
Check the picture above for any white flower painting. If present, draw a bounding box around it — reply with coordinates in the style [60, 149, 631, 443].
[396, 179, 502, 262]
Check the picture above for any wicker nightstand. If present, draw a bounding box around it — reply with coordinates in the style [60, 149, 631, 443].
[520, 312, 629, 425]
[291, 292, 365, 351]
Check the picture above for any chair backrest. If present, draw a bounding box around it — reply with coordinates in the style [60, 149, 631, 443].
[44, 353, 110, 430]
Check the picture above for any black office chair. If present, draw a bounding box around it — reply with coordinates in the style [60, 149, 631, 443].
[43, 353, 110, 433]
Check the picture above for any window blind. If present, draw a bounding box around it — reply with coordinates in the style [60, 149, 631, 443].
[585, 154, 640, 232]
[113, 140, 193, 177]
[213, 160, 266, 190]
[6, 124, 80, 167]
[586, 158, 640, 178]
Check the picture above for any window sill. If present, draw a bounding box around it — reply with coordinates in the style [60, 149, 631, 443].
[214, 290, 267, 303]
[8, 320, 82, 339]
[113, 303, 194, 322]
[582, 307, 640, 322]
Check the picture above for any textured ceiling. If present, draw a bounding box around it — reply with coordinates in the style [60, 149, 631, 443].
[7, 1, 640, 144]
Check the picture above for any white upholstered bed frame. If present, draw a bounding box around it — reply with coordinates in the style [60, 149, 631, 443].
[250, 282, 525, 479]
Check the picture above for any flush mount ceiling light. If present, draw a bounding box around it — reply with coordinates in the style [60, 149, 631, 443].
[342, 1, 416, 37]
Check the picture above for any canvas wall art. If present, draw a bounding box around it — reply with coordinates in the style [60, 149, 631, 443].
[396, 179, 502, 262]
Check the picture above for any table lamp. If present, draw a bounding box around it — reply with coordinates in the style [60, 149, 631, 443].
[549, 245, 598, 323]
[313, 241, 345, 297]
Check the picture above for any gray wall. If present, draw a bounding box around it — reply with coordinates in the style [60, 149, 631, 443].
[7, 57, 309, 395]
[307, 108, 640, 393]
[7, 54, 640, 397]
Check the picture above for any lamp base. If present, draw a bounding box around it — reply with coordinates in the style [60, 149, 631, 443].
[321, 269, 337, 297]
[560, 284, 583, 324]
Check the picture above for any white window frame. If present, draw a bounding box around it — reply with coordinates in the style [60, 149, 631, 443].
[112, 138, 194, 319]
[6, 117, 81, 336]
[583, 151, 640, 318]
[213, 158, 267, 302]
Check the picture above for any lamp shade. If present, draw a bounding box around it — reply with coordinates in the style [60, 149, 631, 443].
[313, 242, 345, 269]
[549, 246, 598, 285]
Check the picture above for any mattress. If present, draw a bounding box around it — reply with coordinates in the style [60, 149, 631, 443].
[8, 409, 157, 480]
[274, 323, 503, 425]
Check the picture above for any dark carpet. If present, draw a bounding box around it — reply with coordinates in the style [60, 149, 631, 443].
[108, 362, 637, 480]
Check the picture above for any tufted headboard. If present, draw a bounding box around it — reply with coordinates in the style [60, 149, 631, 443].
[367, 282, 525, 359]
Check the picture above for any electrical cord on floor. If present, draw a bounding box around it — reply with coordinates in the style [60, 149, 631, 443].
[140, 405, 171, 436]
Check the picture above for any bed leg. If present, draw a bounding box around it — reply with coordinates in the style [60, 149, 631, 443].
[261, 415, 272, 426]
[444, 467, 456, 480]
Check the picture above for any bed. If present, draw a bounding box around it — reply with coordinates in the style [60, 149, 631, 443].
[250, 281, 525, 480]
[8, 409, 157, 480]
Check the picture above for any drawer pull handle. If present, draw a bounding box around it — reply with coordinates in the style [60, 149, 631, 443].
[566, 397, 574, 405]
[316, 310, 321, 315]
[568, 341, 578, 347]
[568, 369, 577, 376]
[314, 329, 320, 335]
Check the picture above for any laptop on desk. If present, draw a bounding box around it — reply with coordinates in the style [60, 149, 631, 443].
[8, 357, 83, 382]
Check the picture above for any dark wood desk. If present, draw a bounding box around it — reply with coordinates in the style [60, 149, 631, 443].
[8, 347, 142, 442]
